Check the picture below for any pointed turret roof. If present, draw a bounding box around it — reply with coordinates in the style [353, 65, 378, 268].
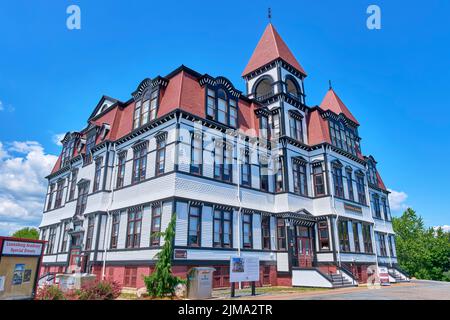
[320, 88, 359, 125]
[242, 23, 306, 77]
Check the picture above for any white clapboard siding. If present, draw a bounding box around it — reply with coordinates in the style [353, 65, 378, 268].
[146, 151, 156, 179]
[160, 201, 173, 243]
[117, 211, 128, 249]
[97, 215, 107, 251]
[123, 161, 133, 187]
[141, 205, 152, 247]
[252, 213, 262, 250]
[177, 142, 191, 173]
[175, 201, 188, 246]
[165, 143, 175, 173]
[233, 211, 239, 249]
[201, 206, 213, 247]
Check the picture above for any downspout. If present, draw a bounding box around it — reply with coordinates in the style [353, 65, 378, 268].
[101, 142, 118, 280]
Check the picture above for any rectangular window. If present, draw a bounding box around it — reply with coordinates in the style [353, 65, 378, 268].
[242, 213, 252, 248]
[289, 117, 303, 142]
[213, 209, 232, 248]
[141, 100, 150, 126]
[132, 146, 147, 184]
[124, 267, 137, 287]
[260, 116, 270, 140]
[85, 215, 95, 250]
[116, 153, 126, 188]
[332, 166, 344, 198]
[110, 213, 120, 249]
[313, 165, 325, 196]
[84, 133, 96, 164]
[54, 179, 64, 208]
[277, 218, 286, 250]
[377, 233, 387, 256]
[133, 100, 142, 130]
[214, 143, 232, 183]
[155, 139, 166, 176]
[218, 97, 227, 124]
[362, 224, 373, 253]
[272, 113, 280, 138]
[190, 135, 202, 175]
[318, 221, 330, 250]
[371, 194, 381, 219]
[241, 152, 251, 187]
[150, 206, 161, 246]
[338, 220, 350, 252]
[93, 157, 102, 192]
[149, 90, 158, 121]
[261, 216, 271, 250]
[346, 170, 354, 201]
[353, 222, 360, 253]
[188, 205, 201, 247]
[382, 197, 391, 221]
[47, 183, 55, 211]
[75, 182, 89, 216]
[60, 221, 70, 252]
[388, 235, 395, 257]
[260, 157, 269, 192]
[356, 174, 366, 205]
[229, 100, 237, 127]
[46, 227, 57, 254]
[69, 169, 78, 201]
[126, 209, 142, 248]
[293, 161, 308, 196]
[206, 89, 216, 119]
[275, 157, 284, 192]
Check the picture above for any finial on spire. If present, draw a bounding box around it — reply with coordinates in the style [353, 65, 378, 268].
[328, 80, 333, 90]
[268, 8, 272, 22]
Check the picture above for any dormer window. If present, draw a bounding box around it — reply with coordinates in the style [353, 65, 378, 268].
[205, 87, 238, 127]
[84, 133, 96, 165]
[133, 89, 159, 130]
[61, 137, 75, 168]
[367, 160, 378, 186]
[329, 120, 358, 156]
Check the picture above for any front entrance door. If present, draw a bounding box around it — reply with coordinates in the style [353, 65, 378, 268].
[296, 226, 313, 267]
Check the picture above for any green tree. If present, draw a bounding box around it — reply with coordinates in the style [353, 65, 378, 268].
[144, 215, 185, 298]
[392, 208, 450, 281]
[12, 227, 39, 240]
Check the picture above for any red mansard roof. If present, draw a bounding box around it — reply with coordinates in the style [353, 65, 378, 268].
[242, 23, 307, 77]
[376, 171, 387, 190]
[320, 88, 359, 125]
[307, 109, 331, 145]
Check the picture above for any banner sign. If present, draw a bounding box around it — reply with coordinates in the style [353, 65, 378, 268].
[229, 256, 260, 283]
[378, 266, 391, 286]
[2, 241, 43, 256]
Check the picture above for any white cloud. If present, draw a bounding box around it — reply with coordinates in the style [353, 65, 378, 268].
[434, 225, 450, 233]
[0, 141, 58, 236]
[52, 133, 66, 146]
[388, 189, 408, 211]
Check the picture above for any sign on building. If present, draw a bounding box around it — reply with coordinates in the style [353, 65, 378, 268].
[229, 256, 260, 283]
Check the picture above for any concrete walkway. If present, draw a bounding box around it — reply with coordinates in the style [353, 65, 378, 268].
[234, 280, 450, 300]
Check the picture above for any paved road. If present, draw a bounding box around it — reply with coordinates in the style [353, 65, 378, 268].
[292, 280, 450, 300]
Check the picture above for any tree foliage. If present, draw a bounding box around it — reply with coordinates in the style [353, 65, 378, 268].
[144, 215, 185, 298]
[12, 227, 39, 239]
[392, 208, 450, 281]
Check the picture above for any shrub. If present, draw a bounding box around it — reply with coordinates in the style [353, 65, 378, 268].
[35, 285, 66, 300]
[77, 280, 122, 300]
[144, 215, 185, 298]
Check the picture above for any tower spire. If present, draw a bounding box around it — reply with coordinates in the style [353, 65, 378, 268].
[329, 80, 332, 90]
[268, 8, 272, 22]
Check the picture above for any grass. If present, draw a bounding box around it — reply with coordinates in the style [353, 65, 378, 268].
[212, 286, 328, 298]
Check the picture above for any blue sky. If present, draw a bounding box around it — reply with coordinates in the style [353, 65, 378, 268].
[0, 0, 449, 234]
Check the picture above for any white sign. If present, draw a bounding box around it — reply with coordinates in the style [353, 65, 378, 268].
[2, 241, 43, 256]
[378, 266, 391, 286]
[229, 256, 260, 283]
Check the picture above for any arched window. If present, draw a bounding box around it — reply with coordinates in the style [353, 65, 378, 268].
[205, 87, 238, 127]
[286, 78, 299, 97]
[254, 78, 273, 100]
[133, 89, 159, 130]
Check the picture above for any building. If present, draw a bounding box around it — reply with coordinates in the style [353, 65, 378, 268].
[38, 23, 407, 289]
